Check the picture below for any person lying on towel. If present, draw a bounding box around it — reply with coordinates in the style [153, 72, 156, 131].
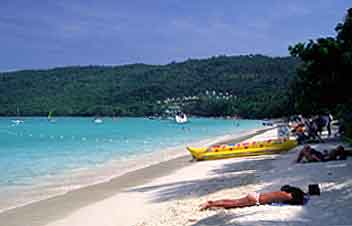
[200, 185, 313, 210]
[296, 145, 347, 163]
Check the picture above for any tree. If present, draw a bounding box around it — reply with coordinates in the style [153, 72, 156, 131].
[0, 55, 299, 118]
[289, 8, 352, 137]
[289, 8, 352, 113]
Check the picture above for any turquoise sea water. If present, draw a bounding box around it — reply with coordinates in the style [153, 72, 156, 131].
[0, 117, 263, 210]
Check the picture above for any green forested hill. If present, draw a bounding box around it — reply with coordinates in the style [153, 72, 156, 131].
[0, 55, 300, 118]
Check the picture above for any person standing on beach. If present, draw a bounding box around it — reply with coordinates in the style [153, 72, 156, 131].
[322, 113, 333, 137]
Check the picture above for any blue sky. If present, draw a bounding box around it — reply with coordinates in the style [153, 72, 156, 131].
[0, 0, 350, 71]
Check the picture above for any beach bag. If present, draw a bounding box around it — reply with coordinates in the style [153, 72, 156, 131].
[308, 184, 320, 196]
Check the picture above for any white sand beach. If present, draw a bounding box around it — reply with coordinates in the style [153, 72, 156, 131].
[44, 129, 352, 226]
[1, 128, 351, 226]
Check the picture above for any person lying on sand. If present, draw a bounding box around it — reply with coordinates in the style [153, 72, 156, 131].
[296, 145, 324, 163]
[296, 145, 347, 163]
[200, 185, 307, 210]
[323, 145, 347, 161]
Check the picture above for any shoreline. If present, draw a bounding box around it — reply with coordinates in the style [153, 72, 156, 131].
[0, 127, 271, 226]
[0, 118, 265, 213]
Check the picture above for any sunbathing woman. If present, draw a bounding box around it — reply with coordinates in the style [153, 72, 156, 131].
[296, 145, 324, 163]
[296, 145, 347, 163]
[200, 185, 305, 210]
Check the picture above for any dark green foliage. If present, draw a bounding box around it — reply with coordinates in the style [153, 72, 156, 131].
[289, 8, 352, 138]
[0, 55, 299, 118]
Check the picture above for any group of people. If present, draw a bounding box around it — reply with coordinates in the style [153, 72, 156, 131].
[200, 144, 348, 211]
[199, 113, 348, 211]
[290, 114, 333, 144]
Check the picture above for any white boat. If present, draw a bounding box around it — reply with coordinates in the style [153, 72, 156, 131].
[94, 118, 103, 124]
[12, 119, 24, 125]
[12, 107, 24, 125]
[175, 113, 188, 124]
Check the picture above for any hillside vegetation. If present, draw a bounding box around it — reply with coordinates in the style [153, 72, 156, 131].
[0, 55, 299, 118]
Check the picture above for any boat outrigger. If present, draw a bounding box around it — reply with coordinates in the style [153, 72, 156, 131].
[187, 138, 297, 161]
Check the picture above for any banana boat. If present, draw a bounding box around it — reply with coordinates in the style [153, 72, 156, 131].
[187, 138, 298, 161]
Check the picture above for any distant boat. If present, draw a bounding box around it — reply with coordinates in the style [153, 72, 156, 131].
[12, 119, 24, 125]
[48, 111, 52, 120]
[93, 118, 103, 124]
[12, 107, 24, 125]
[47, 111, 56, 122]
[175, 113, 188, 124]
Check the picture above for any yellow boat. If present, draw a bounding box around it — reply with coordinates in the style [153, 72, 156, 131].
[187, 138, 298, 161]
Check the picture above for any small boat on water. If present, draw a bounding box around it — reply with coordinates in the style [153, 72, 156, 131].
[12, 107, 24, 125]
[93, 117, 103, 124]
[187, 138, 298, 161]
[47, 111, 56, 123]
[175, 113, 188, 124]
[12, 119, 24, 125]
